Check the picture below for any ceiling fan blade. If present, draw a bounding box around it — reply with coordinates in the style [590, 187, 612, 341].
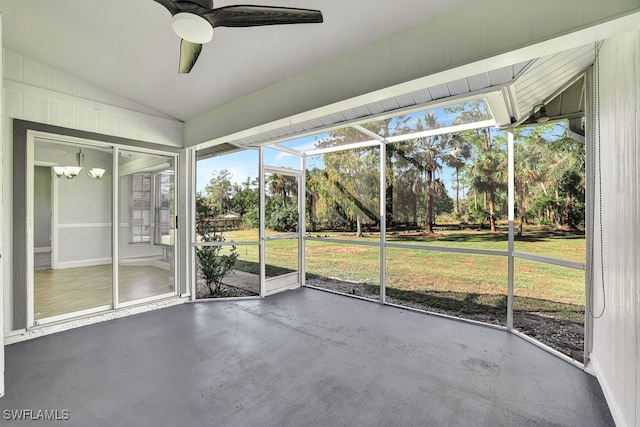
[179, 39, 202, 74]
[204, 6, 323, 28]
[152, 0, 181, 15]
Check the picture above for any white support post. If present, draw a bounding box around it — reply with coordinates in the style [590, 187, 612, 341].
[26, 133, 34, 328]
[112, 147, 120, 310]
[259, 148, 266, 297]
[300, 155, 306, 287]
[507, 129, 515, 331]
[172, 153, 180, 298]
[0, 12, 4, 397]
[189, 148, 197, 300]
[379, 142, 386, 305]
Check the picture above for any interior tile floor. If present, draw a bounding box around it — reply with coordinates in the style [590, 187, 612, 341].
[1, 288, 613, 426]
[35, 264, 174, 319]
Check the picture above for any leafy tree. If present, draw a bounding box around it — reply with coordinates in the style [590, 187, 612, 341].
[203, 169, 233, 217]
[199, 171, 260, 229]
[543, 133, 585, 229]
[314, 128, 380, 237]
[230, 177, 259, 216]
[512, 123, 585, 231]
[391, 113, 457, 232]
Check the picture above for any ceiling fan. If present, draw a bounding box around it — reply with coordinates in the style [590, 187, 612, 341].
[153, 0, 323, 73]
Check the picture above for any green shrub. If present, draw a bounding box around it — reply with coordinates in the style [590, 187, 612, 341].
[268, 205, 299, 232]
[243, 205, 259, 229]
[195, 216, 239, 297]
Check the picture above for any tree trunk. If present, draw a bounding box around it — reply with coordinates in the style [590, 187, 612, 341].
[426, 171, 434, 233]
[309, 193, 317, 232]
[540, 182, 548, 197]
[356, 216, 363, 237]
[517, 188, 525, 237]
[386, 147, 394, 228]
[489, 190, 497, 232]
[565, 193, 574, 229]
[426, 196, 434, 233]
[455, 169, 460, 217]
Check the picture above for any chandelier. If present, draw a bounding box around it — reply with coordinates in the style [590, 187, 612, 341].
[52, 149, 106, 180]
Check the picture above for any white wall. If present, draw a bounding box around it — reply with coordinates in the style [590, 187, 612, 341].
[3, 49, 183, 146]
[0, 12, 5, 399]
[2, 52, 185, 332]
[589, 28, 640, 427]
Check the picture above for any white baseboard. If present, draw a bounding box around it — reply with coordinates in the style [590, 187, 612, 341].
[590, 355, 626, 427]
[119, 258, 171, 271]
[55, 258, 171, 271]
[56, 258, 112, 269]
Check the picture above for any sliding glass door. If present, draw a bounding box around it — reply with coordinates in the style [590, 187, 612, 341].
[28, 135, 178, 326]
[118, 151, 176, 305]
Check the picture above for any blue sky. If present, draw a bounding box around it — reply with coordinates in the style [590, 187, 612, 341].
[196, 101, 568, 197]
[196, 104, 479, 191]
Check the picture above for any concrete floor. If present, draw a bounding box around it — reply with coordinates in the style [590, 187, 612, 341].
[1, 288, 613, 426]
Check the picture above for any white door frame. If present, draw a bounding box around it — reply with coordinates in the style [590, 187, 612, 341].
[33, 161, 56, 270]
[261, 160, 304, 296]
[26, 131, 180, 327]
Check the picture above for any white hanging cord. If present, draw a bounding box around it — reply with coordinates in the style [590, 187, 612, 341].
[588, 41, 606, 319]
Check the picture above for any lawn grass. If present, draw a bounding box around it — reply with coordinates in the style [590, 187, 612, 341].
[204, 226, 585, 322]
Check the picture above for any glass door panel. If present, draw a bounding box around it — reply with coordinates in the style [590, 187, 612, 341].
[118, 151, 176, 303]
[264, 169, 301, 294]
[33, 140, 113, 321]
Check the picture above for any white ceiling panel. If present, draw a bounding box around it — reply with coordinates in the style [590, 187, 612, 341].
[395, 93, 417, 108]
[427, 84, 451, 100]
[380, 98, 401, 111]
[467, 73, 492, 91]
[410, 90, 433, 105]
[0, 0, 475, 122]
[447, 78, 471, 96]
[488, 66, 517, 85]
[366, 102, 386, 115]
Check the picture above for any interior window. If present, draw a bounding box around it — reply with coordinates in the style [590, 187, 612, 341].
[129, 173, 152, 244]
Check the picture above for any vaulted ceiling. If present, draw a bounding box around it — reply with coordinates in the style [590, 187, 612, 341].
[0, 0, 473, 121]
[1, 1, 638, 148]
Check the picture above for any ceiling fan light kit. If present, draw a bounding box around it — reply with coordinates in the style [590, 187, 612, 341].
[153, 0, 323, 73]
[172, 12, 213, 44]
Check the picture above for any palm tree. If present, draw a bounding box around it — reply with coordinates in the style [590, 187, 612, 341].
[513, 137, 546, 236]
[442, 134, 471, 218]
[468, 149, 507, 232]
[267, 173, 297, 207]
